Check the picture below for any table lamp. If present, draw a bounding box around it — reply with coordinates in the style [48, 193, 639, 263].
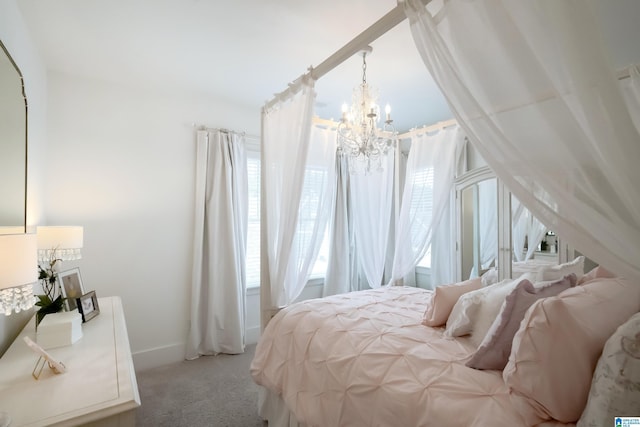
[36, 226, 83, 262]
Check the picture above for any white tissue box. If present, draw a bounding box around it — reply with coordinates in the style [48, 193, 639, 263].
[37, 311, 83, 349]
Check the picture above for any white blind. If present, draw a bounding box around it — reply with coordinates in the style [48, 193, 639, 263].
[245, 155, 329, 288]
[246, 155, 261, 287]
[413, 167, 434, 268]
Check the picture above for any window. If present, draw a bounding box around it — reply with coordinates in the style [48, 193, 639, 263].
[245, 152, 330, 288]
[246, 154, 261, 287]
[412, 167, 435, 269]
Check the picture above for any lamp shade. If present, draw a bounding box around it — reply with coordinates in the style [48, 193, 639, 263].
[37, 226, 83, 261]
[0, 234, 37, 315]
[0, 233, 37, 290]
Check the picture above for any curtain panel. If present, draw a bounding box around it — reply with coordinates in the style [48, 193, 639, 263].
[187, 129, 247, 359]
[390, 126, 462, 287]
[263, 79, 336, 308]
[350, 152, 395, 289]
[405, 0, 640, 282]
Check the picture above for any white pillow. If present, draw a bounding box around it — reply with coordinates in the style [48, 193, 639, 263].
[537, 256, 585, 282]
[444, 273, 536, 341]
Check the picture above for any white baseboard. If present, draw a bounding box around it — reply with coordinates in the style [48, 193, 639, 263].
[133, 328, 261, 373]
[133, 342, 185, 372]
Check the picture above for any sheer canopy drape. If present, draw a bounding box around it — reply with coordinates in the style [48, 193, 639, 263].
[187, 129, 247, 359]
[350, 152, 395, 289]
[405, 0, 640, 281]
[263, 79, 336, 307]
[390, 126, 462, 287]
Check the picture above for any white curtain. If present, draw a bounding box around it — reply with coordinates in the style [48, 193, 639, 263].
[263, 78, 337, 307]
[390, 126, 462, 287]
[350, 152, 395, 288]
[512, 197, 551, 261]
[323, 154, 358, 296]
[405, 0, 640, 282]
[477, 179, 497, 271]
[187, 129, 247, 358]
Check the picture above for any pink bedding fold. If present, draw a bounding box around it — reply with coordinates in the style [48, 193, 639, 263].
[250, 286, 555, 427]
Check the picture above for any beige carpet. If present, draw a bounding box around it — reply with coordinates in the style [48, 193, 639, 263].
[134, 344, 264, 427]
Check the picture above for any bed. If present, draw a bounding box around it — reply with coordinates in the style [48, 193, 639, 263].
[250, 261, 640, 427]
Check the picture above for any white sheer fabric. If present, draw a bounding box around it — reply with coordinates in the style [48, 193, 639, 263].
[187, 130, 247, 358]
[263, 79, 315, 307]
[390, 126, 462, 287]
[405, 0, 640, 281]
[621, 65, 640, 133]
[350, 152, 395, 288]
[477, 179, 497, 271]
[512, 198, 547, 262]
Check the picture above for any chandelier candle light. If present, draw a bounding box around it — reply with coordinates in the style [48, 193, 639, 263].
[337, 46, 397, 174]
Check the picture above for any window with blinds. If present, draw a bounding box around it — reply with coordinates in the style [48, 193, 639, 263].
[245, 154, 330, 288]
[412, 167, 435, 269]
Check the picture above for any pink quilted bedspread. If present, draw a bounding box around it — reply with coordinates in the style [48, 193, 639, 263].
[250, 286, 553, 427]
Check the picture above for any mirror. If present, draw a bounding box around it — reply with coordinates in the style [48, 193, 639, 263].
[455, 167, 498, 281]
[511, 194, 560, 277]
[0, 40, 27, 233]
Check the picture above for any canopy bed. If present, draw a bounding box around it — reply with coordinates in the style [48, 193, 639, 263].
[252, 0, 640, 425]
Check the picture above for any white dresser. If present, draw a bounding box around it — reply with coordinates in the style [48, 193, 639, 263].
[0, 297, 140, 426]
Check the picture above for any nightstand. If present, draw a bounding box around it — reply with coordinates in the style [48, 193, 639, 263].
[0, 296, 140, 426]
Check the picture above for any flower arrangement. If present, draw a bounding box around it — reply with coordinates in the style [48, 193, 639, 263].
[35, 251, 66, 327]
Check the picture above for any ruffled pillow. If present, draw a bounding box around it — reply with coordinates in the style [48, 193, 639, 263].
[444, 273, 536, 340]
[422, 278, 482, 327]
[466, 274, 576, 370]
[536, 255, 584, 281]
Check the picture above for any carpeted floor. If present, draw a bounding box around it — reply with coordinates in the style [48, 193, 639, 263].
[135, 344, 264, 427]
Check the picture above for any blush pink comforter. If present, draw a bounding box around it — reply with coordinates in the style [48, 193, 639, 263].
[250, 286, 559, 427]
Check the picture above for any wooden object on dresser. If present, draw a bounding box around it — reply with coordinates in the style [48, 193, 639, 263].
[0, 296, 140, 426]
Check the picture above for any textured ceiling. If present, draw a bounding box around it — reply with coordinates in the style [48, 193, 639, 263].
[16, 0, 640, 133]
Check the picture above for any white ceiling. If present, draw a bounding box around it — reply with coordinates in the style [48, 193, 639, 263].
[16, 0, 640, 133]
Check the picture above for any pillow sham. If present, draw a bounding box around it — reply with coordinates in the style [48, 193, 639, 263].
[537, 255, 584, 282]
[577, 312, 640, 426]
[466, 274, 576, 370]
[444, 273, 536, 339]
[422, 277, 482, 327]
[503, 277, 640, 423]
[577, 265, 616, 285]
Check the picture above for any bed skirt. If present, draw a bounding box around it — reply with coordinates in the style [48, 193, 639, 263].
[258, 386, 307, 427]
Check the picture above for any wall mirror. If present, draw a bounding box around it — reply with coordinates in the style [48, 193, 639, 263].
[511, 194, 560, 277]
[455, 167, 498, 281]
[0, 39, 27, 234]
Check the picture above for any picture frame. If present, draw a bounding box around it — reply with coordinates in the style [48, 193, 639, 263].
[57, 268, 86, 311]
[76, 291, 100, 323]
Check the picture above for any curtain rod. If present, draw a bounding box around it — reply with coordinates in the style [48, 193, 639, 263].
[264, 0, 432, 111]
[193, 124, 260, 141]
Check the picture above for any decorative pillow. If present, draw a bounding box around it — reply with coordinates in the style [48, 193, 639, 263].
[577, 265, 616, 285]
[503, 277, 640, 423]
[537, 255, 585, 282]
[466, 274, 577, 370]
[577, 312, 640, 427]
[444, 273, 536, 339]
[422, 277, 482, 327]
[481, 268, 499, 286]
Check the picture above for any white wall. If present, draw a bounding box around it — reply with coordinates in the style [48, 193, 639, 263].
[44, 71, 259, 370]
[0, 0, 47, 356]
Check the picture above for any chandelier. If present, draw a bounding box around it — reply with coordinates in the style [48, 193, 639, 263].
[337, 46, 397, 174]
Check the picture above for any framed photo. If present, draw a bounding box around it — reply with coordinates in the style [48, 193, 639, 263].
[76, 291, 100, 323]
[57, 268, 85, 311]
